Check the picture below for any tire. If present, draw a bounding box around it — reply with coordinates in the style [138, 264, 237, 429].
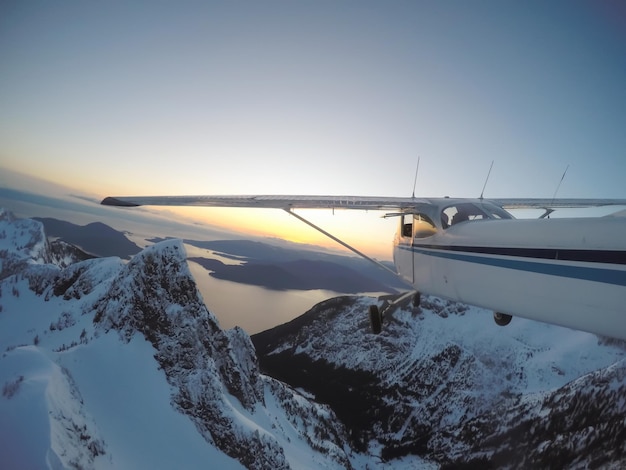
[369, 305, 382, 334]
[494, 312, 512, 326]
[413, 292, 421, 307]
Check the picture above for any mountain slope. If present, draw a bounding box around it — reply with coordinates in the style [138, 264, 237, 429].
[252, 295, 626, 467]
[431, 358, 626, 468]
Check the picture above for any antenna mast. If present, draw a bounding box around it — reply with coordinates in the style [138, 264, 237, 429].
[479, 160, 494, 200]
[550, 164, 570, 206]
[412, 156, 420, 199]
[539, 164, 570, 219]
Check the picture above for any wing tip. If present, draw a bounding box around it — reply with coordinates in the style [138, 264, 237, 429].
[101, 197, 140, 207]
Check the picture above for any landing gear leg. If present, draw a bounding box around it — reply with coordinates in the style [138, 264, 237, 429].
[368, 290, 418, 334]
[369, 305, 382, 334]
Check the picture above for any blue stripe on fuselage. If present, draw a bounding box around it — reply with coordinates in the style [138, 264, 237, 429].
[401, 245, 626, 287]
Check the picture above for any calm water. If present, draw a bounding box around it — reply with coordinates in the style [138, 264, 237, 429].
[188, 261, 344, 334]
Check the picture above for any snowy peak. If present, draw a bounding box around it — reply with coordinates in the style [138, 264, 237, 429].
[0, 209, 95, 280]
[0, 208, 51, 278]
[90, 239, 353, 468]
[94, 239, 265, 410]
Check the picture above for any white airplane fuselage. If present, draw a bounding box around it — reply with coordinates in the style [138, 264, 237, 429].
[394, 214, 626, 340]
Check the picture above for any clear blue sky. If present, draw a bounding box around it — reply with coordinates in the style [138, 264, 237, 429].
[1, 1, 625, 255]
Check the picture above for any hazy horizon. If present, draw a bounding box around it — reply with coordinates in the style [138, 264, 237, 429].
[0, 166, 379, 259]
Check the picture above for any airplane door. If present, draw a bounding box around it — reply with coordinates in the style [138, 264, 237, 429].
[411, 213, 438, 292]
[396, 213, 437, 289]
[395, 215, 415, 284]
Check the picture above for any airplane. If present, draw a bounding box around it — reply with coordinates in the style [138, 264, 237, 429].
[101, 194, 626, 341]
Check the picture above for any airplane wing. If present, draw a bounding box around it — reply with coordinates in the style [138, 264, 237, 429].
[101, 195, 626, 211]
[492, 198, 626, 210]
[100, 195, 429, 210]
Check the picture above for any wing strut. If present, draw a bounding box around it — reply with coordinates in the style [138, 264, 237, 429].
[283, 209, 399, 278]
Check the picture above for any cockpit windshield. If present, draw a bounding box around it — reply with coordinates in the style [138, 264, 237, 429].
[441, 202, 512, 228]
[478, 202, 514, 220]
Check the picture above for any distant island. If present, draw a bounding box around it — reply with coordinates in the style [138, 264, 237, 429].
[189, 256, 396, 293]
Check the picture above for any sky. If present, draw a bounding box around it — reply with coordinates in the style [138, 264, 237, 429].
[1, 0, 625, 257]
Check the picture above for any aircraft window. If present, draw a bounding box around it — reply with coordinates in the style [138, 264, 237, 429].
[413, 214, 437, 238]
[442, 203, 488, 228]
[401, 214, 413, 238]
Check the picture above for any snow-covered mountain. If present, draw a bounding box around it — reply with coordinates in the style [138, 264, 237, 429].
[1, 210, 625, 469]
[0, 211, 355, 469]
[252, 295, 626, 468]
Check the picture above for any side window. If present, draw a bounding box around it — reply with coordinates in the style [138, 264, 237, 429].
[441, 207, 454, 228]
[413, 213, 437, 238]
[401, 214, 412, 238]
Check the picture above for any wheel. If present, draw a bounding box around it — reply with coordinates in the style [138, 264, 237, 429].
[494, 312, 512, 326]
[413, 292, 421, 307]
[369, 305, 382, 334]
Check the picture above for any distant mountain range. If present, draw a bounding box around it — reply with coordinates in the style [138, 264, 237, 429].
[34, 217, 142, 259]
[20, 218, 406, 293]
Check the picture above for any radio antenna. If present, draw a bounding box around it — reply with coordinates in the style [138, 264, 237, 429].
[550, 164, 570, 204]
[411, 156, 420, 199]
[540, 164, 570, 219]
[479, 160, 494, 200]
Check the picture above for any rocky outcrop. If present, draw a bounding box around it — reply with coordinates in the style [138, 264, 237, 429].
[91, 240, 353, 468]
[0, 208, 51, 279]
